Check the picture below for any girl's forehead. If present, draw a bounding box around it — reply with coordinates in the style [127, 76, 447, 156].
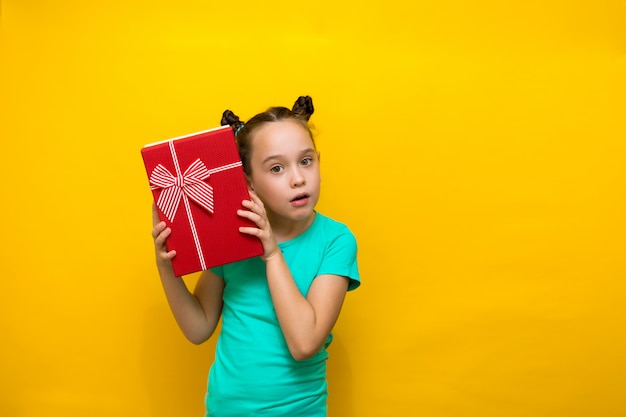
[251, 120, 315, 154]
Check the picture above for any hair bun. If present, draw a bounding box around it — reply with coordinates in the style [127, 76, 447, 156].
[292, 96, 314, 121]
[221, 110, 244, 131]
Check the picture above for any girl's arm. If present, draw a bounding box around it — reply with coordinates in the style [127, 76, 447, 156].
[239, 194, 349, 361]
[265, 253, 349, 361]
[152, 204, 224, 345]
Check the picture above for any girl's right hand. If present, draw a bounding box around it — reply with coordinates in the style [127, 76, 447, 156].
[152, 203, 176, 263]
[238, 191, 280, 261]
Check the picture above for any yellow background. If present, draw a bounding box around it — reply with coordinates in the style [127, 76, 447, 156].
[1, 1, 625, 416]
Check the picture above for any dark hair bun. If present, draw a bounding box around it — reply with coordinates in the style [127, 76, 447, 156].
[292, 96, 314, 121]
[221, 110, 244, 131]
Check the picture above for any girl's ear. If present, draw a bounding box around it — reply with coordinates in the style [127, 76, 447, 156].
[246, 176, 255, 192]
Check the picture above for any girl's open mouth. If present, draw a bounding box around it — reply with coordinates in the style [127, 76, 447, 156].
[290, 193, 310, 206]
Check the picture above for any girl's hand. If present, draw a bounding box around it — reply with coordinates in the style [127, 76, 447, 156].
[152, 202, 176, 264]
[237, 191, 280, 261]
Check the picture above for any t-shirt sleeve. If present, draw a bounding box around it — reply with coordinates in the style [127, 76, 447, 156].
[318, 227, 361, 291]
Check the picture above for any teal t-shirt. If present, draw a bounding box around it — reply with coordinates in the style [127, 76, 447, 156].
[206, 212, 360, 417]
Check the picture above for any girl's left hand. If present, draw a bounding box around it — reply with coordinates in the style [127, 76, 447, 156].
[237, 191, 280, 261]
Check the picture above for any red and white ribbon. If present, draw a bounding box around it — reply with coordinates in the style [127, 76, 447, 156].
[149, 140, 242, 270]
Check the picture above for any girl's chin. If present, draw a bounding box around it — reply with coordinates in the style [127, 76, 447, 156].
[270, 208, 316, 224]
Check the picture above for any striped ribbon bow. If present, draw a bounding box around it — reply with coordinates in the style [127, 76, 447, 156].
[149, 159, 214, 222]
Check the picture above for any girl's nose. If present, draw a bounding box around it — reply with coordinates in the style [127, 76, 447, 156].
[291, 168, 305, 187]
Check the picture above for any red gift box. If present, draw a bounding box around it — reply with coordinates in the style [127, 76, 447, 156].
[141, 125, 264, 276]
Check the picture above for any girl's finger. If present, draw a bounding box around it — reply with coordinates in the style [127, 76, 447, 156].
[154, 227, 172, 246]
[152, 222, 170, 240]
[151, 202, 162, 226]
[241, 199, 254, 210]
[237, 209, 266, 228]
[152, 222, 165, 238]
[242, 199, 267, 220]
[248, 191, 265, 208]
[239, 226, 262, 237]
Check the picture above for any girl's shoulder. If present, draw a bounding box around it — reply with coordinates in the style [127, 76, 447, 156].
[280, 212, 355, 250]
[309, 212, 358, 250]
[314, 211, 352, 229]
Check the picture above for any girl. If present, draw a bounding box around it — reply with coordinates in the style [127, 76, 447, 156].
[151, 96, 360, 416]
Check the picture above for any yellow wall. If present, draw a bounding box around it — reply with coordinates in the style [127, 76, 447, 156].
[1, 1, 625, 416]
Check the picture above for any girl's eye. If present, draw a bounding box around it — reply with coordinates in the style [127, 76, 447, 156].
[301, 157, 313, 166]
[270, 165, 283, 173]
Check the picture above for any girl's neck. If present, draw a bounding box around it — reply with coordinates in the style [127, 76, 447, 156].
[268, 211, 316, 243]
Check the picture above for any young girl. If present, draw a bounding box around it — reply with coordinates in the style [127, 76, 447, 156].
[151, 96, 360, 417]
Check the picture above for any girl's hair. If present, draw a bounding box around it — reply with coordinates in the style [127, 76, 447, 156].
[221, 96, 315, 175]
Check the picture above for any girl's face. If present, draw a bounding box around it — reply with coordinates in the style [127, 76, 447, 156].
[247, 119, 321, 227]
